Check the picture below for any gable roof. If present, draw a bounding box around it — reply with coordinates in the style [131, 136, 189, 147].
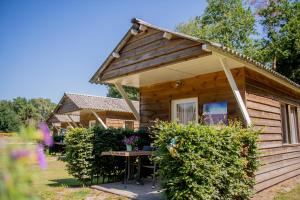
[55, 93, 139, 114]
[90, 18, 299, 92]
[46, 114, 80, 124]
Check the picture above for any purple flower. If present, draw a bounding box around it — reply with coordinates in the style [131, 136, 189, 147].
[36, 144, 47, 169]
[10, 150, 30, 160]
[123, 135, 140, 145]
[38, 122, 53, 146]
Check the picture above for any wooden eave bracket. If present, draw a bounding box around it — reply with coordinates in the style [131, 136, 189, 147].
[114, 82, 140, 121]
[219, 57, 252, 126]
[163, 32, 173, 40]
[91, 110, 107, 129]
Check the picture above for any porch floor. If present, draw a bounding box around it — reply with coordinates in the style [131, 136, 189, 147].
[91, 179, 165, 200]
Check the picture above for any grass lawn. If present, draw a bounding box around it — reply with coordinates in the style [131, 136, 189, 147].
[274, 184, 300, 200]
[31, 155, 128, 200]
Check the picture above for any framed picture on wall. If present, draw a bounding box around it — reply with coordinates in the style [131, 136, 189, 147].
[203, 101, 228, 125]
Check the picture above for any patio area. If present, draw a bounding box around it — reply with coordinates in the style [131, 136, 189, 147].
[91, 179, 165, 200]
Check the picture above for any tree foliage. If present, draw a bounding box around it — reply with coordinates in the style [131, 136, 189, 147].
[176, 0, 300, 84]
[255, 0, 300, 84]
[0, 97, 56, 131]
[106, 84, 139, 101]
[0, 101, 21, 132]
[176, 0, 256, 53]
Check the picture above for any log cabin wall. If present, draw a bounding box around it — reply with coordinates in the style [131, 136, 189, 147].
[105, 111, 139, 130]
[139, 68, 246, 128]
[80, 111, 106, 127]
[80, 111, 139, 130]
[100, 27, 210, 81]
[245, 68, 300, 192]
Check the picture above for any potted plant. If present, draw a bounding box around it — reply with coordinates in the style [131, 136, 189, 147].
[123, 135, 139, 151]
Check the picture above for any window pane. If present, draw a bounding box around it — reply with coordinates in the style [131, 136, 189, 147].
[125, 121, 134, 130]
[290, 107, 299, 144]
[281, 104, 289, 144]
[176, 102, 196, 124]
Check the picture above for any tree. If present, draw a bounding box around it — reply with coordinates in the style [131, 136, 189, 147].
[30, 98, 56, 121]
[0, 101, 21, 132]
[256, 0, 300, 84]
[106, 85, 139, 101]
[176, 0, 256, 53]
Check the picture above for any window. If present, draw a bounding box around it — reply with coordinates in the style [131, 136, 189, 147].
[124, 121, 134, 130]
[281, 104, 300, 144]
[171, 97, 198, 125]
[89, 120, 96, 128]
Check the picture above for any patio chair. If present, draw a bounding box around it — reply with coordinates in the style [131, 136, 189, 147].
[141, 146, 157, 189]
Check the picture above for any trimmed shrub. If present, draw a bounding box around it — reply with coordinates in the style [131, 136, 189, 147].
[154, 122, 260, 200]
[64, 128, 94, 184]
[92, 126, 151, 183]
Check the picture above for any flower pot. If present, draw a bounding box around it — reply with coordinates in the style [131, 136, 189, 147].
[126, 144, 132, 151]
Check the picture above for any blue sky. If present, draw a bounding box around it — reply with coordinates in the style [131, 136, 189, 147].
[0, 0, 208, 103]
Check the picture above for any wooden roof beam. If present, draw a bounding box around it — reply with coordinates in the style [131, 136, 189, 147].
[115, 82, 140, 121]
[91, 110, 107, 129]
[130, 28, 138, 35]
[163, 32, 173, 40]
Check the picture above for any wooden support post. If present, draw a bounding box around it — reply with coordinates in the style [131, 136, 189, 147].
[219, 57, 252, 126]
[91, 110, 107, 129]
[115, 82, 140, 121]
[67, 122, 74, 128]
[67, 115, 77, 127]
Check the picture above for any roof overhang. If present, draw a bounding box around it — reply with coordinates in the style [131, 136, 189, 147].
[90, 18, 300, 94]
[103, 53, 243, 88]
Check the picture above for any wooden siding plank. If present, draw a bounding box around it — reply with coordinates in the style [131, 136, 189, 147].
[256, 162, 300, 184]
[259, 134, 282, 141]
[247, 101, 281, 114]
[110, 39, 198, 70]
[246, 93, 280, 107]
[102, 46, 207, 81]
[258, 141, 283, 149]
[248, 109, 281, 120]
[253, 126, 282, 134]
[254, 168, 300, 192]
[122, 32, 164, 53]
[260, 151, 300, 165]
[257, 157, 300, 175]
[252, 117, 281, 127]
[260, 145, 300, 156]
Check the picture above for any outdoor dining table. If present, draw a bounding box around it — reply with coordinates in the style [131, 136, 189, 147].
[101, 151, 154, 188]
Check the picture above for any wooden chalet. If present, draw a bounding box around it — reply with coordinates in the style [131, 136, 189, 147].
[50, 93, 139, 130]
[46, 113, 80, 135]
[90, 18, 300, 192]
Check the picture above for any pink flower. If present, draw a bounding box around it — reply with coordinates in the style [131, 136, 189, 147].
[10, 150, 30, 160]
[38, 122, 53, 146]
[36, 144, 47, 169]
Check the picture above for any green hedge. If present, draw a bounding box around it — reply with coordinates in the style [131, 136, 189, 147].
[154, 122, 260, 200]
[64, 126, 151, 184]
[92, 126, 151, 183]
[64, 128, 94, 184]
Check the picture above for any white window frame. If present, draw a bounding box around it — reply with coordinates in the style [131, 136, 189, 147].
[171, 97, 198, 124]
[281, 103, 300, 144]
[89, 120, 96, 128]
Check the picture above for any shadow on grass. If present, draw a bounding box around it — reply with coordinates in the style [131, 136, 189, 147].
[47, 178, 83, 188]
[47, 178, 103, 188]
